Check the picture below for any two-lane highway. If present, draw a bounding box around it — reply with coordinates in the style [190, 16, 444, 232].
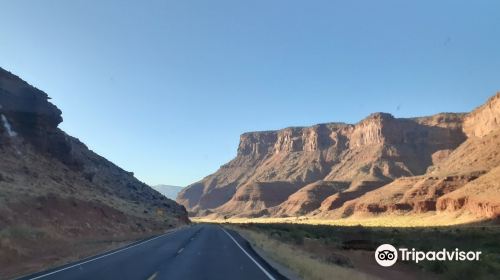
[20, 224, 286, 280]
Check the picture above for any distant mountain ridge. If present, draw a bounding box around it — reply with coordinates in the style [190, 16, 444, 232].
[154, 184, 184, 200]
[178, 93, 500, 223]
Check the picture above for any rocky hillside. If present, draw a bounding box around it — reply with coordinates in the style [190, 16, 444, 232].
[332, 93, 500, 221]
[0, 67, 188, 278]
[178, 103, 470, 218]
[179, 93, 499, 222]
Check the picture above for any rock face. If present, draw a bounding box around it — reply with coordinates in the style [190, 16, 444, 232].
[178, 106, 467, 218]
[180, 92, 499, 221]
[326, 93, 500, 220]
[0, 68, 188, 278]
[463, 93, 500, 138]
[437, 166, 500, 219]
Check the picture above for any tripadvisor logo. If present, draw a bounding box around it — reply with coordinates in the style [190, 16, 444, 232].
[375, 244, 398, 267]
[375, 244, 482, 267]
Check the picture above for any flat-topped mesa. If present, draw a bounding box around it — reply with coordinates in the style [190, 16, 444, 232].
[349, 112, 466, 149]
[181, 109, 468, 216]
[180, 93, 499, 220]
[237, 131, 277, 157]
[411, 112, 466, 128]
[237, 123, 350, 157]
[235, 113, 465, 160]
[273, 123, 349, 154]
[463, 92, 500, 138]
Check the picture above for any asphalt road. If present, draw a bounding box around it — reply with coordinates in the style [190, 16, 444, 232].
[20, 224, 287, 280]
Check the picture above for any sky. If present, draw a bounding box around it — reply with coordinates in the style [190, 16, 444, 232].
[1, 1, 499, 187]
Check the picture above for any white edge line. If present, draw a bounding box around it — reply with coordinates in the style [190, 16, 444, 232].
[220, 226, 276, 280]
[28, 231, 175, 280]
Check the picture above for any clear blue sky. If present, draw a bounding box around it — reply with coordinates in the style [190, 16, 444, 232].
[1, 1, 499, 187]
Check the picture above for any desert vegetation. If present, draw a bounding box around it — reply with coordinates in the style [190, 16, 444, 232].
[226, 222, 500, 280]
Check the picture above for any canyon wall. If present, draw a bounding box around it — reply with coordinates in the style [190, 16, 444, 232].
[325, 93, 500, 220]
[180, 93, 499, 221]
[178, 105, 469, 218]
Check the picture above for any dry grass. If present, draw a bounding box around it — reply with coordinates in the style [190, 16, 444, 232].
[194, 211, 487, 227]
[222, 222, 500, 280]
[230, 226, 377, 280]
